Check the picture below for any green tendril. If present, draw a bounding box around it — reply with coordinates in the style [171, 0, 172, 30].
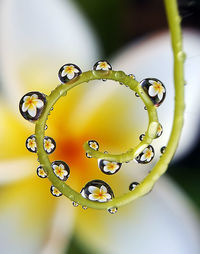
[34, 0, 184, 210]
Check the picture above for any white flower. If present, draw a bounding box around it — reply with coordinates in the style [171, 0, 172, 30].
[52, 163, 68, 180]
[22, 94, 44, 117]
[140, 147, 154, 162]
[148, 80, 165, 101]
[88, 140, 99, 150]
[88, 185, 111, 202]
[102, 160, 120, 174]
[61, 65, 80, 80]
[27, 137, 37, 152]
[95, 61, 111, 71]
[44, 138, 55, 153]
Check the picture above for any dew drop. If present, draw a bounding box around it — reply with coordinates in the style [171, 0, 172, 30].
[144, 106, 147, 110]
[82, 205, 88, 210]
[86, 153, 92, 158]
[129, 182, 139, 191]
[80, 180, 114, 202]
[26, 135, 37, 153]
[44, 124, 48, 130]
[19, 92, 46, 122]
[51, 160, 70, 181]
[58, 63, 82, 83]
[37, 166, 47, 178]
[72, 201, 79, 207]
[93, 60, 112, 71]
[160, 146, 166, 154]
[155, 124, 163, 138]
[139, 134, 145, 141]
[108, 207, 118, 214]
[43, 136, 56, 154]
[135, 92, 139, 97]
[88, 140, 99, 151]
[98, 159, 122, 175]
[128, 74, 136, 79]
[50, 186, 62, 197]
[140, 78, 166, 107]
[135, 145, 155, 164]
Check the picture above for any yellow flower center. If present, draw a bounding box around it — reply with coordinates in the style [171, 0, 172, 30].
[153, 82, 163, 93]
[107, 162, 116, 170]
[44, 140, 51, 149]
[145, 150, 152, 158]
[66, 66, 74, 74]
[99, 62, 108, 69]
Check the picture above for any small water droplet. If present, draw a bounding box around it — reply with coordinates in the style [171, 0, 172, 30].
[72, 201, 79, 207]
[177, 51, 186, 62]
[135, 92, 139, 97]
[160, 146, 166, 154]
[108, 207, 118, 214]
[82, 205, 88, 210]
[44, 124, 48, 130]
[144, 106, 147, 110]
[155, 124, 163, 138]
[86, 153, 92, 158]
[128, 74, 136, 79]
[139, 134, 145, 141]
[50, 107, 54, 111]
[102, 79, 107, 82]
[88, 140, 99, 150]
[129, 182, 139, 191]
[80, 180, 114, 202]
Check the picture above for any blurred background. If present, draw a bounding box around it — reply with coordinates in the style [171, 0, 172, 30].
[0, 0, 200, 254]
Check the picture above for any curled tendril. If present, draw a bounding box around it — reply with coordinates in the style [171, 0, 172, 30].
[20, 0, 185, 211]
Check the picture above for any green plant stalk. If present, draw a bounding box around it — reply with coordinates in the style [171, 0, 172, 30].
[35, 0, 184, 210]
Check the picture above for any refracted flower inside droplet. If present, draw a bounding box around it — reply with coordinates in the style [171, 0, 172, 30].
[50, 186, 62, 197]
[58, 63, 82, 83]
[43, 136, 56, 154]
[26, 135, 37, 153]
[93, 60, 112, 71]
[98, 159, 122, 175]
[88, 140, 99, 150]
[135, 145, 155, 164]
[36, 165, 47, 178]
[19, 92, 46, 121]
[140, 78, 166, 107]
[51, 160, 70, 181]
[108, 207, 118, 214]
[155, 123, 163, 138]
[81, 180, 114, 202]
[129, 182, 139, 191]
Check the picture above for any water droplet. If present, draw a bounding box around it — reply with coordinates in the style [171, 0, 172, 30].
[102, 79, 107, 82]
[155, 123, 163, 138]
[104, 151, 108, 154]
[98, 159, 122, 175]
[128, 74, 135, 79]
[135, 92, 139, 97]
[37, 165, 47, 178]
[26, 135, 37, 153]
[93, 60, 112, 71]
[86, 153, 92, 158]
[129, 182, 139, 191]
[108, 207, 118, 214]
[50, 186, 62, 197]
[72, 201, 79, 207]
[43, 136, 56, 154]
[19, 92, 46, 122]
[82, 205, 88, 210]
[135, 145, 155, 164]
[44, 124, 48, 130]
[177, 51, 186, 61]
[58, 63, 82, 83]
[80, 180, 114, 202]
[140, 78, 166, 107]
[119, 82, 123, 85]
[88, 140, 99, 151]
[139, 134, 145, 141]
[144, 106, 147, 110]
[51, 160, 70, 181]
[160, 146, 166, 154]
[50, 107, 54, 111]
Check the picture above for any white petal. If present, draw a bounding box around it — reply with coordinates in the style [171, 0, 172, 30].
[148, 85, 158, 97]
[21, 102, 29, 112]
[88, 186, 99, 194]
[140, 154, 146, 161]
[0, 0, 100, 111]
[35, 99, 44, 109]
[157, 92, 163, 101]
[67, 72, 75, 80]
[88, 194, 98, 201]
[28, 106, 37, 117]
[100, 185, 107, 194]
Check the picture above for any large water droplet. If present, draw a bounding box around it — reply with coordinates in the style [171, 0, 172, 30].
[140, 78, 166, 107]
[58, 63, 82, 83]
[98, 159, 122, 175]
[80, 180, 114, 202]
[19, 92, 46, 122]
[88, 140, 99, 150]
[51, 160, 70, 181]
[135, 145, 155, 164]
